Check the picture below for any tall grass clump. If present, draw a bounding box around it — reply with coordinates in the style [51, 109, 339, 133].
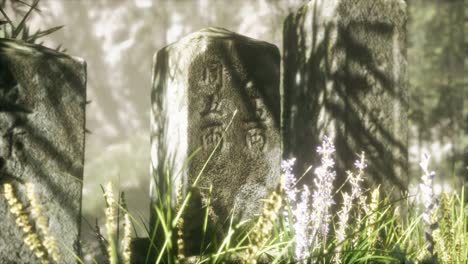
[2, 136, 463, 264]
[99, 182, 133, 264]
[246, 183, 283, 263]
[16, 133, 463, 263]
[134, 135, 466, 263]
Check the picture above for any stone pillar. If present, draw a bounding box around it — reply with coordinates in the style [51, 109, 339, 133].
[151, 27, 280, 255]
[0, 39, 86, 263]
[283, 0, 408, 192]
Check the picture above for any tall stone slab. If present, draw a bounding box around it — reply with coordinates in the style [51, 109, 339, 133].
[0, 39, 86, 263]
[151, 27, 280, 255]
[283, 0, 408, 192]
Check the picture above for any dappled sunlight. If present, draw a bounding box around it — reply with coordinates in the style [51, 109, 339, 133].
[135, 0, 152, 9]
[1, 0, 463, 262]
[283, 0, 409, 195]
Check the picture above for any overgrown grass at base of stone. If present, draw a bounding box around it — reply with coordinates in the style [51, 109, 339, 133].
[89, 138, 465, 264]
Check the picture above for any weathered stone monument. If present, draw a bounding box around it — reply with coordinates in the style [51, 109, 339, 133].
[150, 27, 280, 255]
[0, 39, 86, 263]
[283, 0, 408, 192]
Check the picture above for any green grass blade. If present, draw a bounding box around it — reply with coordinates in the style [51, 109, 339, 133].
[27, 25, 64, 43]
[12, 0, 40, 38]
[199, 183, 213, 255]
[172, 110, 238, 228]
[15, 0, 42, 12]
[0, 7, 15, 30]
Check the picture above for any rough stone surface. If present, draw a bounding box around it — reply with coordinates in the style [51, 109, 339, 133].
[150, 27, 280, 255]
[283, 0, 408, 192]
[0, 39, 86, 263]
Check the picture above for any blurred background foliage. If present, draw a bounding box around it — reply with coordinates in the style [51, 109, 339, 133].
[407, 0, 466, 192]
[0, 0, 466, 259]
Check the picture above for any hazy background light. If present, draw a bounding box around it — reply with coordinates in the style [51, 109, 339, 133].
[5, 0, 464, 258]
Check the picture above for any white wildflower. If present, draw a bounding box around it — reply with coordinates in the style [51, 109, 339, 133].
[348, 152, 366, 202]
[309, 136, 336, 249]
[293, 185, 311, 263]
[351, 152, 368, 224]
[282, 158, 298, 204]
[335, 152, 367, 263]
[419, 153, 438, 256]
[420, 153, 436, 221]
[336, 192, 352, 243]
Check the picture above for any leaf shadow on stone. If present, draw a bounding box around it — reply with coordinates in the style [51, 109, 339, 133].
[0, 41, 86, 262]
[283, 1, 408, 195]
[184, 39, 280, 257]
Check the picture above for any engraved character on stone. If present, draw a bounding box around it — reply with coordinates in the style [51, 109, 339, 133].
[202, 62, 223, 89]
[201, 93, 223, 117]
[246, 127, 266, 151]
[202, 125, 223, 150]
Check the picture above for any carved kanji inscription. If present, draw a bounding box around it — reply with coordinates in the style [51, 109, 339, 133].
[201, 93, 223, 117]
[201, 124, 224, 150]
[246, 126, 266, 152]
[151, 28, 280, 256]
[201, 62, 223, 90]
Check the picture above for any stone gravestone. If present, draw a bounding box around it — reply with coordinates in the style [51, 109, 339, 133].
[150, 27, 280, 256]
[283, 0, 408, 192]
[0, 39, 86, 263]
